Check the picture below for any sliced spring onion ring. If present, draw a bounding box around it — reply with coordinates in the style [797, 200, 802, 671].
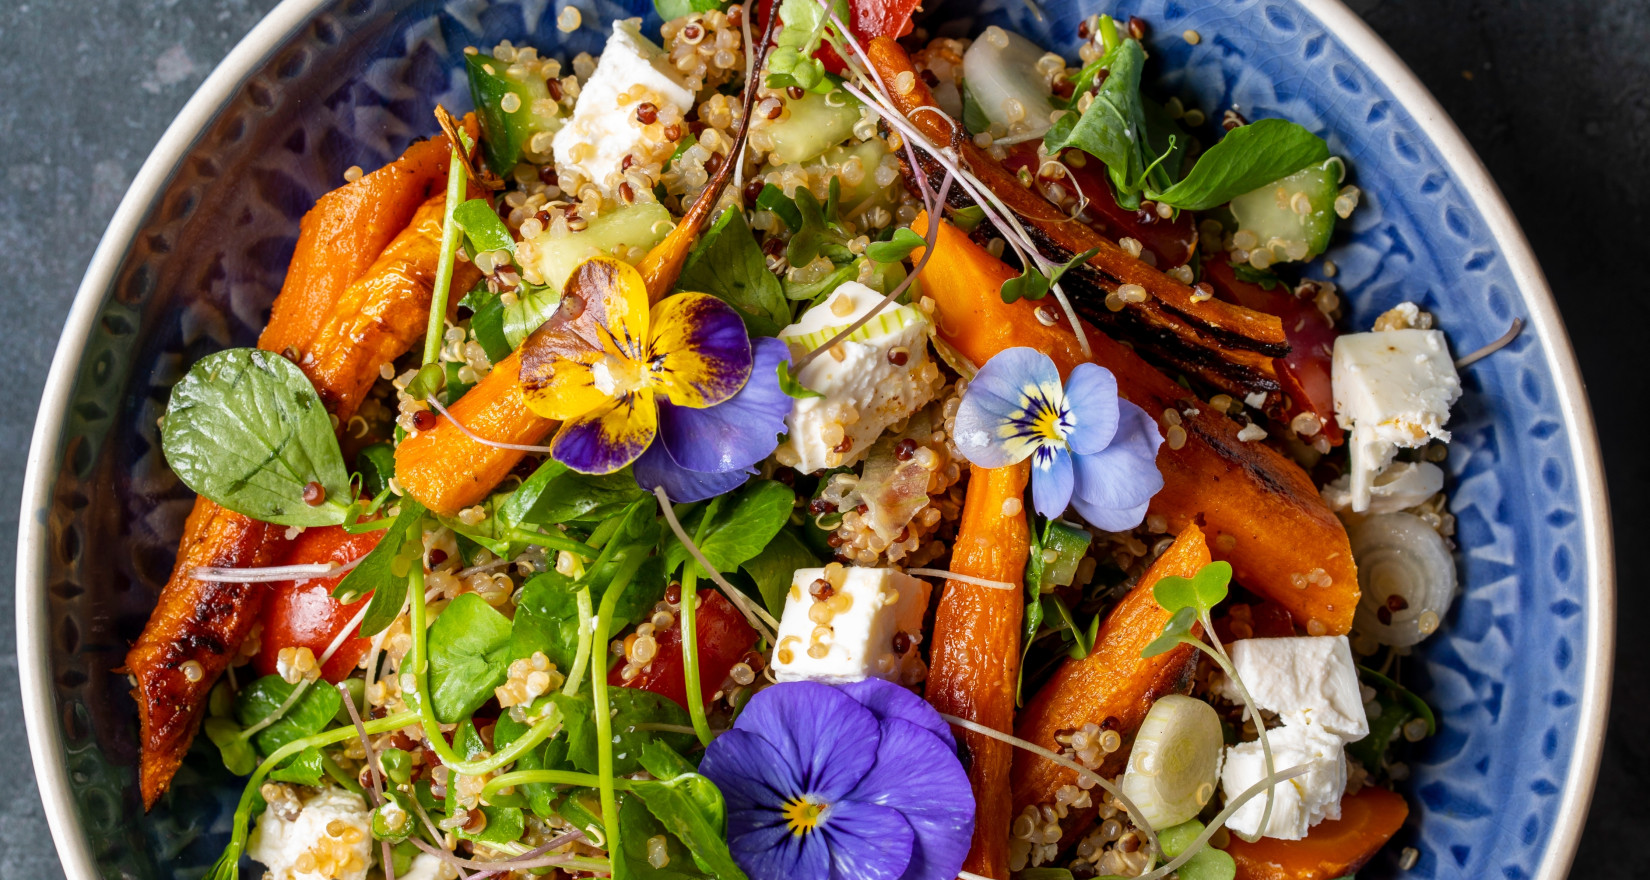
[1349, 512, 1457, 646]
[1120, 694, 1225, 828]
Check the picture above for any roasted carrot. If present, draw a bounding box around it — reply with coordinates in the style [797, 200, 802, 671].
[129, 130, 475, 808]
[868, 37, 1287, 403]
[1223, 786, 1410, 880]
[912, 214, 1357, 636]
[303, 194, 481, 421]
[260, 114, 477, 356]
[1011, 526, 1208, 840]
[925, 462, 1032, 880]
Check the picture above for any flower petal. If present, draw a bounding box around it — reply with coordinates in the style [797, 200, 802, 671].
[1031, 444, 1075, 519]
[820, 801, 915, 880]
[647, 293, 754, 409]
[519, 256, 650, 420]
[549, 391, 657, 474]
[845, 718, 975, 880]
[727, 806, 832, 880]
[1069, 399, 1165, 531]
[733, 681, 880, 801]
[1062, 363, 1121, 455]
[632, 436, 752, 503]
[953, 347, 1066, 468]
[838, 678, 954, 750]
[659, 336, 794, 473]
[701, 729, 804, 813]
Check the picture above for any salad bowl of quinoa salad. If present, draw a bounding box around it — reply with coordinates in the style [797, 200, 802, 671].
[17, 1, 1611, 880]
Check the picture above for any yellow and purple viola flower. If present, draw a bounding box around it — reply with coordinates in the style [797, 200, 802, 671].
[518, 257, 791, 499]
[699, 678, 974, 880]
[954, 347, 1164, 529]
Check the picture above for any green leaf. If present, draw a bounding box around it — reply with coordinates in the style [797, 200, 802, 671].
[782, 258, 859, 303]
[509, 569, 585, 672]
[1142, 606, 1199, 659]
[333, 499, 426, 637]
[664, 479, 796, 574]
[426, 592, 514, 723]
[865, 227, 926, 264]
[454, 198, 514, 254]
[1042, 594, 1098, 661]
[742, 528, 819, 618]
[567, 687, 696, 776]
[500, 458, 650, 527]
[755, 183, 802, 232]
[1000, 246, 1101, 303]
[1019, 870, 1075, 880]
[653, 0, 728, 26]
[961, 79, 992, 135]
[234, 675, 343, 757]
[678, 207, 789, 336]
[1041, 38, 1158, 209]
[458, 805, 526, 846]
[776, 360, 823, 399]
[493, 709, 562, 818]
[950, 205, 987, 232]
[562, 788, 708, 880]
[503, 285, 562, 349]
[632, 742, 747, 880]
[786, 187, 855, 268]
[267, 747, 326, 786]
[160, 348, 351, 527]
[458, 284, 512, 362]
[203, 716, 257, 776]
[1231, 261, 1284, 291]
[1158, 819, 1236, 880]
[1147, 118, 1330, 212]
[354, 443, 396, 499]
[1153, 561, 1233, 617]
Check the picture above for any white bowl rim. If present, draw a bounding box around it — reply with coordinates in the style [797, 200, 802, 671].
[16, 0, 1614, 878]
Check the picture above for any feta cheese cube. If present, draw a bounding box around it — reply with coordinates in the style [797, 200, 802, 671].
[777, 282, 943, 473]
[773, 566, 931, 686]
[249, 787, 374, 880]
[1220, 724, 1347, 841]
[551, 20, 694, 193]
[1331, 327, 1461, 512]
[1228, 636, 1369, 742]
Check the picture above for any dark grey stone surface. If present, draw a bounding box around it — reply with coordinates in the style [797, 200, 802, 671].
[1, 0, 1642, 876]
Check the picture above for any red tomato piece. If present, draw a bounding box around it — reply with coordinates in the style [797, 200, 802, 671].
[253, 526, 383, 683]
[1203, 257, 1343, 445]
[1001, 144, 1198, 268]
[611, 589, 759, 711]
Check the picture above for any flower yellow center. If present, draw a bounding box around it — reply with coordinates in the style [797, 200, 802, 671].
[591, 353, 649, 396]
[781, 796, 827, 836]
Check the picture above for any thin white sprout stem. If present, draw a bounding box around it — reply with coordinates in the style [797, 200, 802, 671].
[406, 833, 589, 873]
[1133, 764, 1312, 880]
[905, 568, 1016, 590]
[190, 558, 362, 583]
[1187, 637, 1278, 840]
[240, 598, 374, 741]
[337, 683, 394, 880]
[735, 0, 755, 196]
[652, 487, 780, 642]
[456, 557, 515, 579]
[426, 395, 553, 453]
[1455, 316, 1524, 368]
[939, 713, 1162, 865]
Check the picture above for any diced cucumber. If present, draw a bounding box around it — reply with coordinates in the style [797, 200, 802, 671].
[467, 53, 564, 176]
[961, 27, 1058, 139]
[766, 87, 863, 165]
[1036, 520, 1093, 593]
[809, 138, 892, 213]
[522, 201, 674, 300]
[1229, 159, 1341, 262]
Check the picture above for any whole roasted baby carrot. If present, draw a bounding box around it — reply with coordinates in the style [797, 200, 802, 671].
[1011, 526, 1209, 843]
[1223, 786, 1410, 880]
[925, 461, 1032, 880]
[912, 214, 1357, 636]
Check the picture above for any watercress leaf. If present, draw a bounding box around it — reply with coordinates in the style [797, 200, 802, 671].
[1153, 561, 1233, 616]
[204, 716, 258, 776]
[786, 187, 854, 268]
[438, 495, 518, 558]
[458, 284, 512, 362]
[1230, 262, 1284, 291]
[1358, 665, 1436, 736]
[1015, 595, 1046, 706]
[865, 227, 927, 264]
[503, 284, 562, 349]
[234, 675, 343, 756]
[354, 443, 396, 499]
[654, 0, 726, 23]
[493, 710, 562, 818]
[1041, 38, 1153, 209]
[950, 205, 987, 232]
[1048, 247, 1102, 290]
[334, 499, 426, 637]
[454, 198, 514, 254]
[160, 348, 351, 527]
[664, 479, 795, 574]
[427, 592, 514, 723]
[1000, 264, 1049, 303]
[268, 747, 327, 787]
[509, 569, 584, 671]
[755, 183, 802, 232]
[1147, 118, 1330, 212]
[1042, 595, 1096, 661]
[502, 458, 650, 527]
[742, 527, 819, 619]
[562, 788, 708, 880]
[678, 207, 789, 335]
[458, 805, 526, 845]
[632, 743, 747, 880]
[782, 258, 858, 303]
[961, 79, 992, 135]
[566, 687, 695, 776]
[1141, 606, 1199, 659]
[1158, 819, 1236, 880]
[549, 691, 597, 772]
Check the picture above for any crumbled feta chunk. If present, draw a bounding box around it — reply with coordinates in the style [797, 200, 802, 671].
[1221, 723, 1347, 840]
[1227, 636, 1369, 742]
[777, 282, 943, 473]
[1321, 460, 1444, 515]
[400, 853, 459, 880]
[551, 20, 694, 193]
[1331, 325, 1461, 512]
[773, 566, 931, 686]
[248, 787, 374, 880]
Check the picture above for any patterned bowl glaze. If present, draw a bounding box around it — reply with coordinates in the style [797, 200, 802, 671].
[17, 0, 1612, 878]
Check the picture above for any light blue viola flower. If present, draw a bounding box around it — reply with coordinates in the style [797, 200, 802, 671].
[953, 347, 1165, 529]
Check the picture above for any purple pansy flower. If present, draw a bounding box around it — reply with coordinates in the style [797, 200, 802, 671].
[700, 679, 974, 880]
[953, 347, 1164, 530]
[632, 337, 794, 501]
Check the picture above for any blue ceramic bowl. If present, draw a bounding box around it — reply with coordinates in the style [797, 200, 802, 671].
[17, 1, 1613, 878]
